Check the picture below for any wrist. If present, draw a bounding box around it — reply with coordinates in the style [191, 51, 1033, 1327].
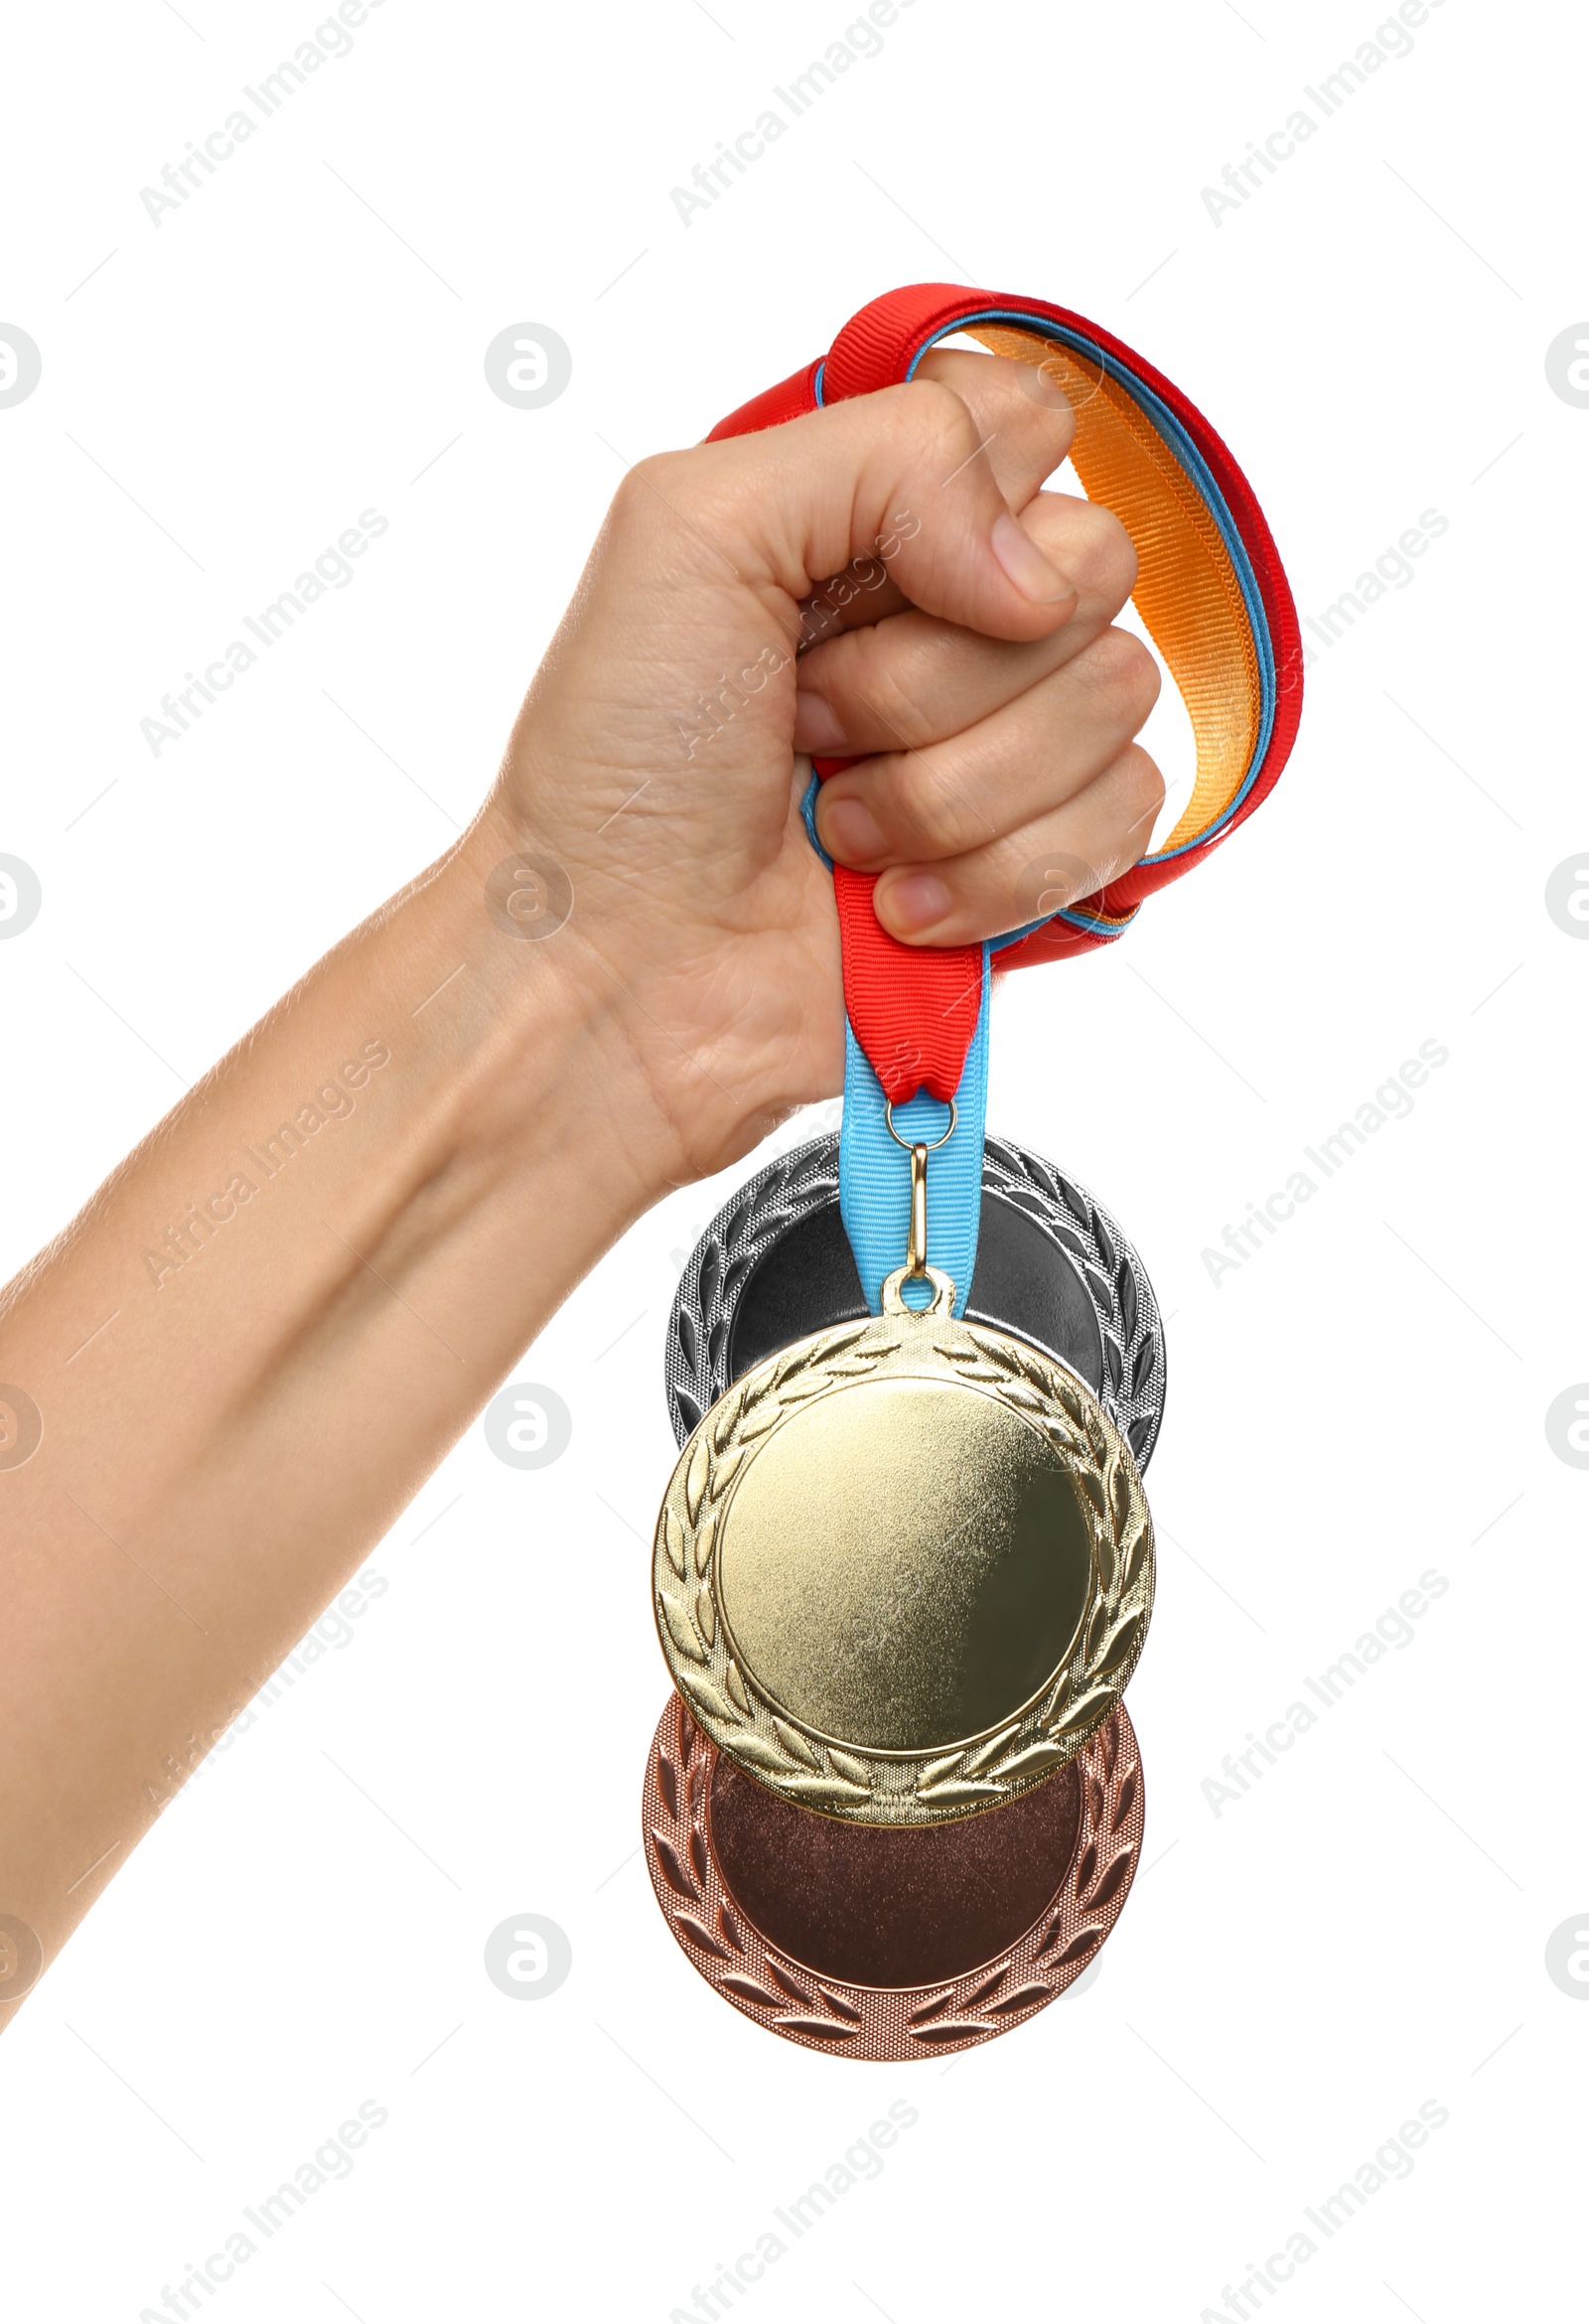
[410, 805, 695, 1230]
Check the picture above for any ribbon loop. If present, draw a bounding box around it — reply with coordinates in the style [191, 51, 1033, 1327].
[710, 284, 1301, 1311]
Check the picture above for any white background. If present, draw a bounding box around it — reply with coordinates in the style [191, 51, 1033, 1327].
[2, 0, 1585, 2317]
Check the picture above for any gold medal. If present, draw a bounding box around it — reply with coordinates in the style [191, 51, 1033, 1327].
[652, 1135, 1154, 1825]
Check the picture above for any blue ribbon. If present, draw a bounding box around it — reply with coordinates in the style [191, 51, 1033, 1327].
[809, 311, 1279, 1312]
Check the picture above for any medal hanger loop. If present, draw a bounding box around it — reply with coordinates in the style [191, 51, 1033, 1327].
[885, 1096, 955, 1282]
[907, 1142, 929, 1277]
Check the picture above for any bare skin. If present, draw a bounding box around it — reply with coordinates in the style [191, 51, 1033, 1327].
[0, 351, 1163, 2027]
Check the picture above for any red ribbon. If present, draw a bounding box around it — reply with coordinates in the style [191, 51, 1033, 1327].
[710, 284, 1301, 1107]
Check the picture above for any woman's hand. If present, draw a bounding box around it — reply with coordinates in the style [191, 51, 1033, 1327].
[490, 348, 1162, 1192]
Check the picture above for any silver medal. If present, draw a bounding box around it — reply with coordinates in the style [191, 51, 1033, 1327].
[664, 1132, 1165, 1467]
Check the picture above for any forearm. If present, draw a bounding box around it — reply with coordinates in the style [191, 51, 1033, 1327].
[0, 800, 664, 2012]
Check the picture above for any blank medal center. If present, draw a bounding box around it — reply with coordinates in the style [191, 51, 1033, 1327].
[716, 1376, 1093, 1753]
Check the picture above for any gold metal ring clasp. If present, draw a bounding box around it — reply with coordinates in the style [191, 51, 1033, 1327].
[882, 1098, 957, 1153]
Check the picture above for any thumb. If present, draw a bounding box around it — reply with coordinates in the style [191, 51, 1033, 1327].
[651, 376, 1080, 645]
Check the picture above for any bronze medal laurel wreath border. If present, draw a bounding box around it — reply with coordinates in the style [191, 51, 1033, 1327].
[643, 1694, 1145, 2060]
[652, 1301, 1155, 1825]
[664, 1131, 1167, 1472]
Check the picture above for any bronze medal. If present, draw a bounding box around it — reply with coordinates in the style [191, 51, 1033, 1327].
[643, 1691, 1144, 2058]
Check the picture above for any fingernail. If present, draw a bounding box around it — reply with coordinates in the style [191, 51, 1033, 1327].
[878, 870, 952, 933]
[991, 509, 1074, 605]
[794, 691, 852, 752]
[820, 795, 887, 863]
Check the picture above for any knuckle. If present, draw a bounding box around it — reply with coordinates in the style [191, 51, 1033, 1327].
[883, 751, 974, 859]
[622, 449, 678, 503]
[613, 450, 690, 529]
[1083, 627, 1161, 725]
[890, 375, 979, 467]
[841, 643, 937, 753]
[1114, 746, 1166, 853]
[1061, 500, 1139, 613]
[615, 448, 755, 578]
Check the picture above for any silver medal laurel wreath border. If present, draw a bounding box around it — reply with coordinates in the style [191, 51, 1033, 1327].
[664, 1131, 1165, 1470]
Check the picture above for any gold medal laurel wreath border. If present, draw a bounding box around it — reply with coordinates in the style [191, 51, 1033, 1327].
[643, 1694, 1146, 2058]
[651, 1314, 1155, 1825]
